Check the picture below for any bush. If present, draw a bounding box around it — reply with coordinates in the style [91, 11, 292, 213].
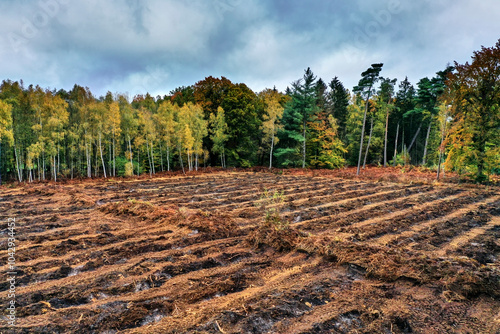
[115, 157, 142, 177]
[124, 162, 134, 177]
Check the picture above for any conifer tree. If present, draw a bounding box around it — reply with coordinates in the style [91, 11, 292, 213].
[353, 63, 383, 175]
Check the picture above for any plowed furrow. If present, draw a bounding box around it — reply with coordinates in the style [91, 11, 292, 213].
[344, 190, 489, 240]
[373, 194, 500, 246]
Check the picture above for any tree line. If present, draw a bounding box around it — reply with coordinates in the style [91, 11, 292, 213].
[0, 40, 498, 183]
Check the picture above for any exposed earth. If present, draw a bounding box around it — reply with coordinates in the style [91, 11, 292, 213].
[1, 167, 499, 333]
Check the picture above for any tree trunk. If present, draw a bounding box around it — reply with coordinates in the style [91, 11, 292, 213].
[269, 134, 274, 169]
[166, 144, 170, 172]
[422, 122, 432, 165]
[363, 116, 374, 169]
[87, 142, 91, 178]
[357, 92, 372, 175]
[146, 139, 152, 177]
[384, 105, 390, 167]
[112, 130, 116, 177]
[57, 137, 60, 175]
[393, 122, 400, 167]
[159, 140, 164, 172]
[137, 148, 140, 175]
[302, 119, 306, 168]
[99, 132, 107, 178]
[178, 145, 185, 174]
[85, 133, 91, 178]
[436, 128, 445, 181]
[150, 141, 155, 175]
[13, 143, 23, 182]
[109, 140, 112, 176]
[407, 123, 422, 153]
[95, 140, 100, 177]
[53, 156, 57, 182]
[37, 157, 41, 181]
[43, 152, 46, 181]
[128, 136, 133, 175]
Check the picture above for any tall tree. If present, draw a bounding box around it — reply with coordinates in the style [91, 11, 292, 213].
[108, 101, 121, 176]
[0, 100, 14, 184]
[194, 77, 262, 166]
[353, 63, 383, 175]
[445, 39, 500, 182]
[394, 77, 416, 165]
[188, 103, 208, 171]
[156, 101, 178, 171]
[260, 89, 284, 169]
[326, 77, 350, 142]
[88, 101, 108, 178]
[276, 68, 318, 168]
[298, 68, 318, 168]
[209, 107, 228, 168]
[119, 95, 138, 176]
[406, 67, 453, 165]
[377, 77, 397, 167]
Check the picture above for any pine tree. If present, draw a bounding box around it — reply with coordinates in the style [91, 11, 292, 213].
[275, 68, 317, 168]
[326, 77, 349, 142]
[353, 63, 383, 175]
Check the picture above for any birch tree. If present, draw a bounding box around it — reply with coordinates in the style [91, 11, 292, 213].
[209, 107, 228, 168]
[0, 100, 14, 184]
[260, 89, 284, 169]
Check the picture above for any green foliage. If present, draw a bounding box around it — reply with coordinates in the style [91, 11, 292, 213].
[1, 42, 499, 183]
[308, 114, 346, 169]
[194, 76, 263, 166]
[392, 146, 411, 166]
[327, 77, 350, 142]
[209, 107, 228, 167]
[275, 68, 318, 168]
[445, 39, 500, 182]
[115, 156, 140, 177]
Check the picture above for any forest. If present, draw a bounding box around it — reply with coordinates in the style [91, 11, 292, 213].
[0, 40, 499, 183]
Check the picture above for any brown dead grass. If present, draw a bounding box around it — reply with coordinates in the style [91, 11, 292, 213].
[297, 235, 500, 299]
[2, 170, 499, 334]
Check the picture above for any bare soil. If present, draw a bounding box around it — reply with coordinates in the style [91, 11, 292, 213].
[1, 168, 499, 333]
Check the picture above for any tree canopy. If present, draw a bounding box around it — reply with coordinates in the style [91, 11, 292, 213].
[0, 40, 498, 183]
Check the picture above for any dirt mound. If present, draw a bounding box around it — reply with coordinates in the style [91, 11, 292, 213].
[99, 199, 178, 223]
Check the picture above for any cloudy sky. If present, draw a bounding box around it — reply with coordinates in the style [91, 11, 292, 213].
[1, 0, 499, 98]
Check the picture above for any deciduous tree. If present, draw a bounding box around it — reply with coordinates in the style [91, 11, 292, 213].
[445, 39, 500, 182]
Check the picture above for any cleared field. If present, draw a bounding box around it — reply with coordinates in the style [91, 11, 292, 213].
[1, 171, 499, 333]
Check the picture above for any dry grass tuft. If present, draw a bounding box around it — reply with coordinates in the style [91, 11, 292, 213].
[99, 199, 178, 223]
[247, 189, 308, 251]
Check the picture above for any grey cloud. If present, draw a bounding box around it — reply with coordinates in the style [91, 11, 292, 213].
[1, 0, 499, 98]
